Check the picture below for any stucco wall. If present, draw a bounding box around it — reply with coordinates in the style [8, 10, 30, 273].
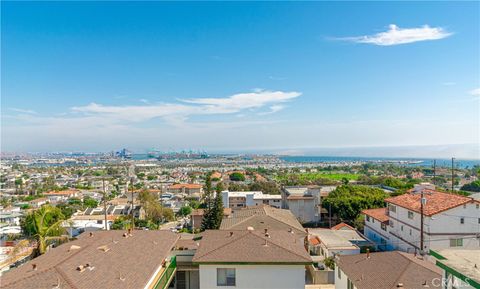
[199, 264, 306, 289]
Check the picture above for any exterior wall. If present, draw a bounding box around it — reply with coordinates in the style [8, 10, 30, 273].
[363, 215, 393, 251]
[387, 202, 480, 253]
[198, 264, 306, 289]
[288, 199, 318, 223]
[334, 267, 357, 289]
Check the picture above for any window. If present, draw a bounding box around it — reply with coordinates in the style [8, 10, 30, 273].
[217, 268, 235, 286]
[388, 205, 396, 213]
[408, 211, 414, 219]
[366, 216, 370, 222]
[460, 218, 464, 224]
[96, 220, 103, 224]
[401, 225, 404, 231]
[463, 204, 467, 209]
[478, 218, 480, 224]
[476, 204, 479, 209]
[409, 229, 412, 236]
[389, 220, 394, 228]
[450, 238, 463, 247]
[381, 223, 387, 231]
[338, 268, 341, 279]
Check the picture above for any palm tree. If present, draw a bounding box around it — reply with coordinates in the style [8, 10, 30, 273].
[21, 205, 68, 256]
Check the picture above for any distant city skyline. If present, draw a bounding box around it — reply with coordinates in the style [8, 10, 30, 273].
[2, 2, 479, 157]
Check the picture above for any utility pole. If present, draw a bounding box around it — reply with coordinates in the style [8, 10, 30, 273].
[433, 160, 436, 186]
[420, 190, 425, 255]
[102, 177, 108, 230]
[328, 203, 332, 229]
[451, 157, 455, 192]
[130, 176, 135, 230]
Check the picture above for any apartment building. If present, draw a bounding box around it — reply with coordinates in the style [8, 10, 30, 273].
[281, 186, 336, 224]
[168, 184, 203, 197]
[363, 189, 480, 254]
[221, 190, 281, 210]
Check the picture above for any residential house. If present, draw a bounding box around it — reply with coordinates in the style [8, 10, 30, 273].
[28, 197, 48, 208]
[282, 186, 336, 224]
[168, 184, 203, 197]
[308, 229, 360, 259]
[44, 189, 81, 203]
[219, 205, 306, 237]
[362, 208, 392, 251]
[192, 230, 312, 289]
[335, 251, 442, 289]
[365, 189, 480, 253]
[221, 190, 281, 210]
[1, 230, 180, 289]
[190, 208, 232, 230]
[430, 249, 480, 289]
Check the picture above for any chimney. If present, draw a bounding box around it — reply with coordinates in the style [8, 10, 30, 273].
[366, 248, 370, 259]
[32, 264, 37, 271]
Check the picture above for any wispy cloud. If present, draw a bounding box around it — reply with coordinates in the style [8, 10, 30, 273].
[47, 89, 299, 125]
[9, 108, 37, 114]
[470, 88, 480, 100]
[442, 82, 456, 86]
[337, 24, 452, 46]
[470, 88, 480, 96]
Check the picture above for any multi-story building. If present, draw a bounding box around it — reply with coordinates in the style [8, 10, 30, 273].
[363, 189, 480, 254]
[281, 186, 336, 224]
[221, 191, 281, 210]
[168, 183, 203, 197]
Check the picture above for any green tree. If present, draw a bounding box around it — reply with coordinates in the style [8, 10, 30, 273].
[322, 185, 388, 223]
[20, 205, 67, 256]
[461, 180, 480, 192]
[229, 172, 245, 182]
[83, 196, 98, 208]
[178, 206, 192, 217]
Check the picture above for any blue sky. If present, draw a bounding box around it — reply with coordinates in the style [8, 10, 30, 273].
[1, 1, 479, 157]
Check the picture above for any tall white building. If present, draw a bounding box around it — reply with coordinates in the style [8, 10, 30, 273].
[221, 190, 281, 210]
[363, 188, 480, 254]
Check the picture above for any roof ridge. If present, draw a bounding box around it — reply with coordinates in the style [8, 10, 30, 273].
[194, 231, 252, 260]
[249, 232, 311, 262]
[264, 210, 304, 231]
[222, 214, 256, 229]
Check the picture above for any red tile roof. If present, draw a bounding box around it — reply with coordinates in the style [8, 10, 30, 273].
[362, 208, 389, 223]
[309, 236, 320, 246]
[44, 189, 79, 196]
[170, 183, 202, 189]
[385, 190, 477, 216]
[331, 222, 355, 231]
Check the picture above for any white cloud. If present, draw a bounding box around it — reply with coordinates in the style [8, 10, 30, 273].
[470, 88, 480, 96]
[34, 89, 300, 125]
[339, 24, 452, 46]
[9, 108, 37, 114]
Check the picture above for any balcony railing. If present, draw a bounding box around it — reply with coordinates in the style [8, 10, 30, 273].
[153, 256, 177, 289]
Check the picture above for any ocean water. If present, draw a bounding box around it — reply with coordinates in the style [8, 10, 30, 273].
[279, 156, 480, 169]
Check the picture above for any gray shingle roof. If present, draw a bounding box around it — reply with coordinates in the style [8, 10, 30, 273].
[192, 230, 312, 264]
[1, 231, 179, 289]
[337, 251, 442, 289]
[220, 205, 305, 236]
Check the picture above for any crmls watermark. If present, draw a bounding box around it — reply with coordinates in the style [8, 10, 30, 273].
[431, 277, 473, 288]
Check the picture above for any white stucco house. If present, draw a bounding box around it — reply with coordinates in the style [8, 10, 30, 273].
[192, 230, 312, 289]
[363, 188, 480, 254]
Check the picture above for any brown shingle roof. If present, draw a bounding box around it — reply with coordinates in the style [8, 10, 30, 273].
[1, 231, 179, 289]
[385, 190, 477, 216]
[337, 251, 442, 289]
[362, 208, 389, 223]
[192, 230, 312, 264]
[220, 205, 305, 236]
